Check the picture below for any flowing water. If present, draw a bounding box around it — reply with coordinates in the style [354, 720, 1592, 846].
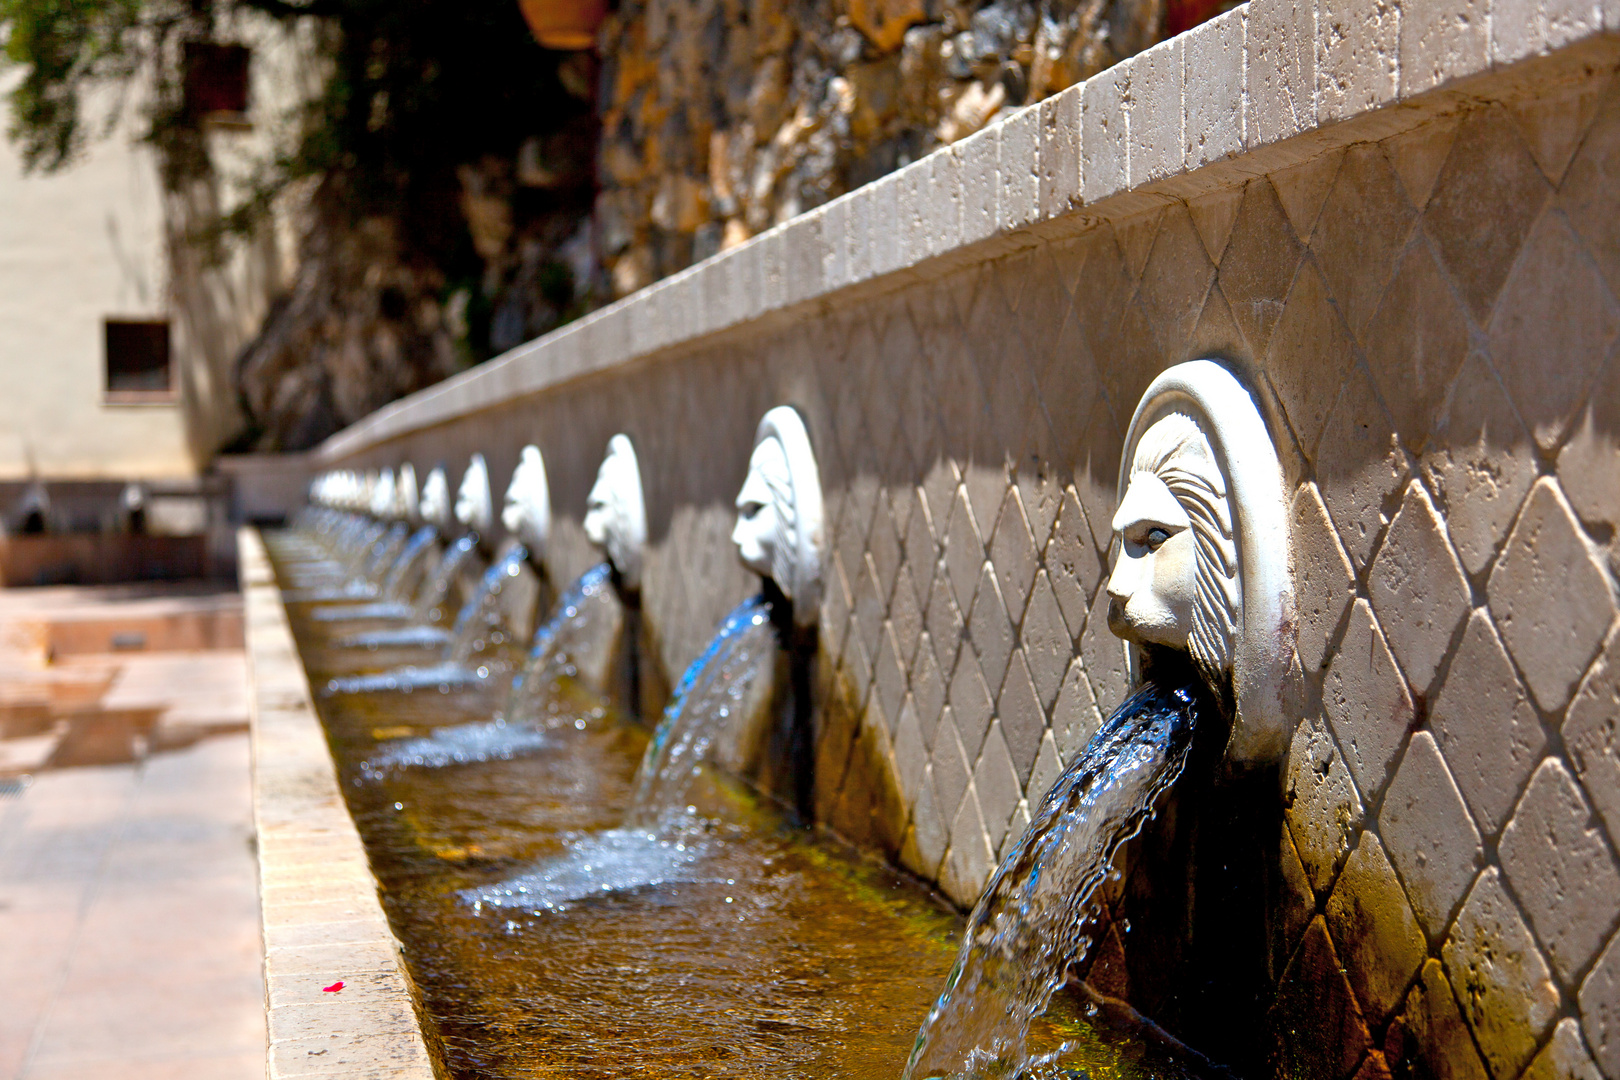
[904, 678, 1207, 1080]
[268, 530, 966, 1078]
[267, 524, 1230, 1079]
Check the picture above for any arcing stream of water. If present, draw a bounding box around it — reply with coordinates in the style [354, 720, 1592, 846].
[268, 520, 1230, 1080]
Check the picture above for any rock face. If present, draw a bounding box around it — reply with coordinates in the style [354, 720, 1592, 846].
[236, 185, 461, 451]
[595, 0, 1186, 296]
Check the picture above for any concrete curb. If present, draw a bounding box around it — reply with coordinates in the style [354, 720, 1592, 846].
[240, 527, 439, 1079]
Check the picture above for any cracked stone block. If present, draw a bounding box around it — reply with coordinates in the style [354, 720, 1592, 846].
[1499, 758, 1620, 986]
[1489, 478, 1618, 715]
[1325, 831, 1429, 1024]
[1524, 1018, 1605, 1080]
[1292, 483, 1357, 672]
[1566, 624, 1620, 850]
[1325, 600, 1416, 801]
[1582, 931, 1620, 1080]
[1368, 481, 1473, 694]
[1381, 732, 1482, 942]
[1442, 868, 1560, 1080]
[1431, 612, 1547, 837]
[1285, 715, 1365, 895]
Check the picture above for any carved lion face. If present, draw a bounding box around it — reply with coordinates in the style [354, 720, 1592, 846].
[1107, 412, 1238, 683]
[501, 445, 550, 553]
[732, 435, 792, 586]
[583, 434, 645, 586]
[454, 454, 493, 533]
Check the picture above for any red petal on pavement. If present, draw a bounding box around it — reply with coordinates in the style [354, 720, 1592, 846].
[322, 981, 345, 993]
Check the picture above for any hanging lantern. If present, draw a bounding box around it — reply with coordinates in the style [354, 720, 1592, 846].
[518, 0, 607, 50]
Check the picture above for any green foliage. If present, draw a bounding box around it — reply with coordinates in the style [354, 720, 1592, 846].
[1, 0, 159, 171]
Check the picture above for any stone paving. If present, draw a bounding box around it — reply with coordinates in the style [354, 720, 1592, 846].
[0, 585, 263, 1080]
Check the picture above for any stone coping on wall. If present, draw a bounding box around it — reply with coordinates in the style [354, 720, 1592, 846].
[317, 0, 1618, 464]
[240, 527, 440, 1079]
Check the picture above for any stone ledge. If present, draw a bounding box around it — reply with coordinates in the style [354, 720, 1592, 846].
[317, 1, 1620, 463]
[240, 527, 440, 1080]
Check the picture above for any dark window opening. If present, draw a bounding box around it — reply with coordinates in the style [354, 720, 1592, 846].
[184, 43, 251, 118]
[105, 319, 172, 397]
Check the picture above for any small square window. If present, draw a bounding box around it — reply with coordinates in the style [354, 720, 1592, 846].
[184, 43, 251, 118]
[105, 319, 172, 399]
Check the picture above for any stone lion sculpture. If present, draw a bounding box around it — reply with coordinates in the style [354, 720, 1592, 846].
[455, 453, 494, 534]
[1108, 359, 1293, 762]
[419, 466, 452, 530]
[501, 444, 551, 555]
[732, 406, 824, 625]
[584, 433, 646, 588]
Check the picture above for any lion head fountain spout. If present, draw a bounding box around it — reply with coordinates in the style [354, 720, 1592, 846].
[455, 454, 495, 539]
[732, 406, 825, 627]
[419, 466, 452, 531]
[1109, 359, 1294, 763]
[584, 434, 646, 590]
[502, 445, 551, 557]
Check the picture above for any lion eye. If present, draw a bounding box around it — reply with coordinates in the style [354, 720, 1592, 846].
[741, 501, 765, 519]
[1145, 527, 1172, 551]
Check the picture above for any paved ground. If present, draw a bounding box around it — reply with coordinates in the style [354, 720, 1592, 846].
[0, 584, 263, 1080]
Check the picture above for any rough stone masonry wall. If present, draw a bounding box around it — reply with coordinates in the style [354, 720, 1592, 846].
[320, 14, 1620, 1080]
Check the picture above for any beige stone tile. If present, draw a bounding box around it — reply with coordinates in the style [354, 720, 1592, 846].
[924, 570, 966, 679]
[943, 486, 985, 616]
[1050, 658, 1102, 762]
[1292, 483, 1356, 672]
[1566, 624, 1620, 848]
[1045, 488, 1103, 637]
[1038, 86, 1082, 220]
[996, 650, 1044, 781]
[998, 104, 1041, 234]
[1082, 59, 1132, 204]
[1130, 37, 1183, 187]
[968, 564, 1016, 696]
[1272, 149, 1343, 244]
[1274, 916, 1375, 1080]
[1217, 178, 1304, 357]
[1286, 715, 1365, 894]
[1325, 831, 1428, 1024]
[991, 487, 1040, 620]
[1508, 73, 1613, 188]
[905, 765, 948, 879]
[1324, 600, 1414, 800]
[1316, 0, 1398, 124]
[1489, 207, 1620, 454]
[1382, 732, 1482, 942]
[1489, 478, 1618, 714]
[1580, 930, 1620, 1079]
[1311, 143, 1417, 339]
[1431, 612, 1547, 837]
[1184, 7, 1246, 171]
[1523, 1017, 1605, 1080]
[1424, 104, 1553, 326]
[1020, 570, 1071, 710]
[1421, 351, 1540, 578]
[1500, 758, 1620, 986]
[1273, 822, 1316, 981]
[1188, 187, 1244, 267]
[1246, 0, 1319, 150]
[974, 720, 1023, 853]
[948, 644, 996, 757]
[1137, 203, 1216, 366]
[1360, 235, 1471, 457]
[1556, 350, 1620, 538]
[1079, 585, 1129, 718]
[1560, 81, 1620, 302]
[1266, 258, 1357, 460]
[1443, 867, 1560, 1079]
[1026, 727, 1064, 805]
[939, 781, 994, 905]
[1367, 481, 1472, 693]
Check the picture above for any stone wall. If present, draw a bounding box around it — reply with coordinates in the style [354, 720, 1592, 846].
[314, 7, 1620, 1077]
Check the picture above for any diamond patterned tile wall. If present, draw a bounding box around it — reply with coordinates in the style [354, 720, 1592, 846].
[337, 59, 1620, 1080]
